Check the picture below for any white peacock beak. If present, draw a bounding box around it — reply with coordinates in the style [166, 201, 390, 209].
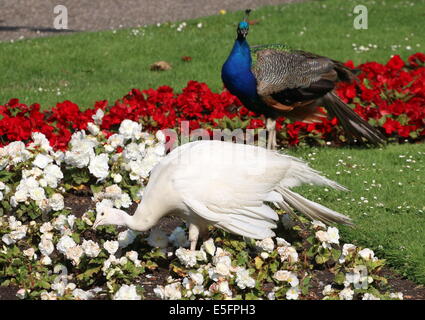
[92, 219, 103, 230]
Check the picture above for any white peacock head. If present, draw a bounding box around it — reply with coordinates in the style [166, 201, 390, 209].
[93, 207, 127, 229]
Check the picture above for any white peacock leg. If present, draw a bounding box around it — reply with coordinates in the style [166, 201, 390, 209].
[266, 118, 277, 150]
[188, 223, 200, 251]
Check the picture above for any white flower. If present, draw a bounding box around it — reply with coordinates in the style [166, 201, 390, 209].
[33, 154, 53, 169]
[119, 257, 129, 266]
[175, 248, 197, 268]
[102, 255, 119, 273]
[273, 270, 299, 287]
[159, 282, 182, 300]
[92, 108, 104, 125]
[14, 188, 28, 203]
[89, 153, 109, 180]
[315, 230, 329, 243]
[358, 248, 376, 261]
[311, 220, 326, 229]
[326, 227, 340, 244]
[156, 130, 166, 143]
[235, 268, 256, 289]
[40, 291, 57, 300]
[322, 284, 333, 296]
[2, 234, 14, 245]
[73, 288, 94, 300]
[126, 251, 141, 266]
[189, 272, 204, 286]
[9, 225, 28, 242]
[286, 286, 300, 300]
[29, 132, 52, 152]
[147, 228, 168, 248]
[112, 173, 123, 183]
[260, 252, 269, 259]
[52, 150, 65, 165]
[87, 122, 100, 136]
[153, 286, 166, 299]
[342, 244, 357, 256]
[16, 289, 27, 299]
[169, 227, 189, 248]
[277, 246, 299, 263]
[39, 237, 54, 256]
[65, 137, 96, 168]
[202, 238, 216, 256]
[344, 265, 371, 289]
[23, 248, 36, 259]
[116, 192, 132, 209]
[40, 255, 52, 265]
[43, 164, 63, 188]
[217, 280, 232, 297]
[8, 216, 22, 230]
[118, 229, 138, 248]
[192, 285, 204, 295]
[213, 255, 232, 277]
[339, 287, 354, 300]
[29, 187, 46, 202]
[49, 193, 64, 211]
[103, 240, 119, 255]
[276, 237, 291, 247]
[256, 238, 274, 252]
[119, 119, 142, 140]
[82, 240, 101, 258]
[2, 141, 31, 165]
[66, 245, 84, 265]
[123, 143, 141, 161]
[107, 134, 125, 149]
[390, 292, 404, 300]
[56, 235, 76, 255]
[339, 243, 357, 263]
[53, 214, 69, 232]
[362, 293, 380, 300]
[196, 249, 207, 262]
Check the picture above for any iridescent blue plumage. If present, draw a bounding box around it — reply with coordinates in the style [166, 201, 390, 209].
[221, 39, 257, 101]
[221, 15, 263, 114]
[221, 10, 386, 149]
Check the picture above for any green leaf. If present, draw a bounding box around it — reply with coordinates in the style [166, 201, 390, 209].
[334, 272, 345, 285]
[76, 266, 102, 281]
[90, 184, 103, 194]
[254, 256, 263, 270]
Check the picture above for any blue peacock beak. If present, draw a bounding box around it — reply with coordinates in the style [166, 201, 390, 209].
[237, 28, 249, 39]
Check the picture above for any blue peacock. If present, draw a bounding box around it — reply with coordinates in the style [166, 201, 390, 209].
[221, 10, 385, 149]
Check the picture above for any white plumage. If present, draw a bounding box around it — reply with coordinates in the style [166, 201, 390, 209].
[93, 140, 353, 249]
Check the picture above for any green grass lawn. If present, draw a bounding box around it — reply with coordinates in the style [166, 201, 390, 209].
[287, 143, 425, 285]
[0, 0, 424, 285]
[1, 0, 424, 108]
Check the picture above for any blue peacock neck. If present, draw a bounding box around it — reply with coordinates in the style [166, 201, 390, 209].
[222, 38, 258, 102]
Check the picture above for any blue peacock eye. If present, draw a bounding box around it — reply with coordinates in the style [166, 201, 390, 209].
[238, 21, 249, 29]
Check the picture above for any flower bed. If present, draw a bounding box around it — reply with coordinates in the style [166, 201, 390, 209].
[0, 116, 414, 300]
[1, 53, 424, 149]
[1, 53, 425, 300]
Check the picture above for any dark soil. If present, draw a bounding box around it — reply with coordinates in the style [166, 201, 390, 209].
[0, 285, 19, 300]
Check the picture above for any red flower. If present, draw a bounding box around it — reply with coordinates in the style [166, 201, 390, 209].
[382, 118, 401, 134]
[386, 55, 405, 70]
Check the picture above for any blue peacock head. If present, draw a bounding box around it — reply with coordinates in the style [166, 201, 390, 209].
[237, 9, 251, 39]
